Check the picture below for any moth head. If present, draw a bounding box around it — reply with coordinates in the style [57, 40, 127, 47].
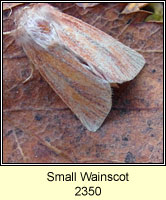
[12, 3, 62, 49]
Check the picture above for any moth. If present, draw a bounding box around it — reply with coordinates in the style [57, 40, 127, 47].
[3, 3, 145, 132]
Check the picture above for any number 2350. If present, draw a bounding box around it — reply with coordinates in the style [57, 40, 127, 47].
[75, 186, 101, 196]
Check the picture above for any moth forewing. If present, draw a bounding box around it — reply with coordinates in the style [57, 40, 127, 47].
[22, 43, 112, 132]
[9, 3, 145, 131]
[51, 6, 145, 83]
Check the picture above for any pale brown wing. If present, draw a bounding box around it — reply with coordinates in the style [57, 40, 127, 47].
[49, 6, 145, 83]
[13, 3, 144, 132]
[15, 3, 145, 84]
[23, 43, 112, 132]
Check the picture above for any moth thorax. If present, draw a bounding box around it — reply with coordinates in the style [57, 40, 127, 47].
[36, 20, 51, 34]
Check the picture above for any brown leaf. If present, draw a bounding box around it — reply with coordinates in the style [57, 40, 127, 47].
[3, 3, 163, 163]
[76, 3, 100, 9]
[122, 3, 149, 14]
[3, 3, 24, 10]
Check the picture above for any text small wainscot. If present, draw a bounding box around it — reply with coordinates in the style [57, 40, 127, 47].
[47, 172, 129, 182]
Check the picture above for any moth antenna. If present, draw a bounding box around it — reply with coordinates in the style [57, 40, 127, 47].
[3, 30, 14, 35]
[3, 25, 22, 36]
[3, 29, 16, 36]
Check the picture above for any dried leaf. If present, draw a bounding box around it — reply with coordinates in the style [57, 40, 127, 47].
[3, 3, 24, 10]
[122, 3, 149, 13]
[76, 3, 100, 9]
